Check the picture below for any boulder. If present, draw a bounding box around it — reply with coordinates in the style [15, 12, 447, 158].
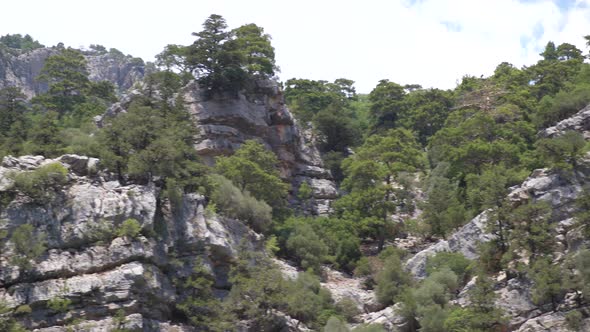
[405, 212, 491, 278]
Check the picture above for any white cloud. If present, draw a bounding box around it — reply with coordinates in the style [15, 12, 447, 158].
[0, 0, 589, 93]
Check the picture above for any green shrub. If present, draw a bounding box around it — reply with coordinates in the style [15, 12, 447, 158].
[351, 324, 386, 332]
[86, 219, 115, 244]
[210, 175, 273, 233]
[285, 271, 337, 328]
[176, 260, 226, 330]
[13, 304, 31, 316]
[265, 235, 280, 256]
[116, 218, 142, 239]
[353, 257, 372, 277]
[286, 223, 328, 274]
[323, 316, 350, 332]
[533, 83, 590, 129]
[0, 313, 26, 332]
[375, 253, 412, 305]
[336, 297, 360, 322]
[47, 296, 71, 313]
[425, 252, 471, 284]
[11, 162, 68, 203]
[278, 216, 361, 273]
[10, 223, 46, 270]
[298, 181, 313, 201]
[535, 130, 587, 171]
[565, 310, 582, 331]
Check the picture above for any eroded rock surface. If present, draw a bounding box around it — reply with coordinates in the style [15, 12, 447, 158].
[182, 80, 338, 215]
[0, 155, 262, 331]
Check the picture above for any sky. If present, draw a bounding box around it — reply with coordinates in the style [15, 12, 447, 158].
[1, 0, 590, 93]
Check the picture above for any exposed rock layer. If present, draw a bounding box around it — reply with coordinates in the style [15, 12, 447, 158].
[0, 155, 262, 331]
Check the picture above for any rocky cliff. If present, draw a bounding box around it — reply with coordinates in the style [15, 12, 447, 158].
[0, 154, 263, 331]
[0, 47, 145, 98]
[185, 81, 338, 215]
[99, 80, 339, 216]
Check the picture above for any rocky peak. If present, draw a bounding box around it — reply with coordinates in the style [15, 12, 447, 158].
[0, 46, 145, 98]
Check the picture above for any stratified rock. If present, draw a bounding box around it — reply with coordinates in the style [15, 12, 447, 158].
[0, 155, 263, 330]
[181, 80, 338, 215]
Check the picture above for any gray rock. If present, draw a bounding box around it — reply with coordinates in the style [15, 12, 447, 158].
[357, 305, 406, 332]
[180, 79, 338, 215]
[0, 154, 265, 329]
[0, 47, 144, 99]
[321, 267, 380, 312]
[539, 104, 590, 138]
[405, 212, 491, 278]
[515, 311, 590, 332]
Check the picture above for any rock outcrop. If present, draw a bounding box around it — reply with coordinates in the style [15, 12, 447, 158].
[0, 155, 262, 331]
[539, 104, 590, 139]
[405, 212, 493, 278]
[97, 80, 338, 215]
[183, 80, 338, 215]
[0, 47, 144, 98]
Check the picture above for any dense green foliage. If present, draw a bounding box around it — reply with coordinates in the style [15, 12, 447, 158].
[115, 218, 143, 239]
[215, 140, 289, 219]
[210, 175, 273, 233]
[158, 14, 276, 95]
[0, 33, 44, 51]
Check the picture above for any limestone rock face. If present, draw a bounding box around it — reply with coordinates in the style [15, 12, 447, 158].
[539, 104, 590, 139]
[0, 47, 144, 98]
[0, 155, 262, 331]
[405, 212, 492, 278]
[85, 52, 145, 93]
[356, 305, 406, 332]
[185, 80, 339, 215]
[0, 48, 55, 98]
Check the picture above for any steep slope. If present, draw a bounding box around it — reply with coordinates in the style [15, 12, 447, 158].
[404, 104, 590, 331]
